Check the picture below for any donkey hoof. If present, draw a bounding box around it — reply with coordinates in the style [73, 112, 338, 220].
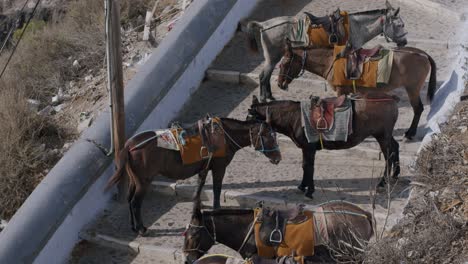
[304, 191, 314, 199]
[138, 226, 148, 236]
[267, 95, 276, 101]
[404, 131, 415, 140]
[377, 179, 386, 188]
[297, 184, 306, 193]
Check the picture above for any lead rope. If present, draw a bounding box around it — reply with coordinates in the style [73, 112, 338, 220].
[238, 215, 259, 253]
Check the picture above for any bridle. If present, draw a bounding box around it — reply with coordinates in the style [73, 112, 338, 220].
[183, 216, 217, 255]
[250, 122, 280, 153]
[219, 120, 279, 154]
[279, 48, 307, 83]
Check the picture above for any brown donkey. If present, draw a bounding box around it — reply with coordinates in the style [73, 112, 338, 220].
[106, 117, 282, 235]
[247, 95, 400, 198]
[183, 201, 373, 264]
[277, 42, 436, 139]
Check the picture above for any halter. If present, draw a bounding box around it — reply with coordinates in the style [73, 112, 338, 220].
[249, 122, 280, 153]
[183, 216, 217, 254]
[279, 49, 307, 82]
[381, 14, 391, 43]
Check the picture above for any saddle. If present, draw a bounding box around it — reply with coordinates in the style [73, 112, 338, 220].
[344, 46, 382, 80]
[197, 116, 225, 157]
[309, 95, 346, 133]
[250, 255, 300, 264]
[257, 204, 307, 247]
[304, 9, 345, 45]
[253, 205, 316, 263]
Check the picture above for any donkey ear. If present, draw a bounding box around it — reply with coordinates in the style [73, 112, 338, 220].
[252, 95, 260, 105]
[385, 0, 394, 10]
[394, 7, 400, 16]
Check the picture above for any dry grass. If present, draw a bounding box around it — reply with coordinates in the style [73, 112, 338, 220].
[0, 87, 63, 219]
[363, 98, 468, 263]
[0, 0, 161, 220]
[0, 0, 115, 219]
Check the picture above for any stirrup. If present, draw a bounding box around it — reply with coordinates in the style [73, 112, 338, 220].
[269, 229, 283, 244]
[200, 146, 210, 159]
[316, 117, 328, 130]
[329, 33, 338, 44]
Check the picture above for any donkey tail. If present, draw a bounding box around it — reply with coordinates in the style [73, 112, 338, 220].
[105, 145, 130, 191]
[245, 21, 263, 53]
[426, 53, 437, 102]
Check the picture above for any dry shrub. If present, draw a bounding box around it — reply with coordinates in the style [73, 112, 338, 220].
[0, 86, 62, 219]
[0, 0, 105, 219]
[363, 205, 465, 264]
[1, 0, 105, 101]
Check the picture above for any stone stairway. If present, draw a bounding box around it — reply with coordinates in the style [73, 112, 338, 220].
[70, 0, 466, 262]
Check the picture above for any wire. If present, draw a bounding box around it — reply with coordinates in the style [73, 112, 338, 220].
[0, 0, 30, 56]
[0, 0, 42, 81]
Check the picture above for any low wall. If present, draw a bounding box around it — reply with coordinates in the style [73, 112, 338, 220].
[0, 1, 259, 263]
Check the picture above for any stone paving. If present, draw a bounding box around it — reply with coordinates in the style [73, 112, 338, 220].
[70, 0, 467, 263]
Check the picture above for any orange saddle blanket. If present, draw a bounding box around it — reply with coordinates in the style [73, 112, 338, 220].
[170, 117, 226, 165]
[332, 45, 379, 88]
[254, 208, 315, 264]
[308, 11, 349, 47]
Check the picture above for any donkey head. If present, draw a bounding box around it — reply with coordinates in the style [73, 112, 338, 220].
[183, 201, 215, 264]
[277, 40, 303, 90]
[248, 105, 282, 165]
[383, 0, 407, 47]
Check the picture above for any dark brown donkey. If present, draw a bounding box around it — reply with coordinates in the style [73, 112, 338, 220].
[106, 117, 282, 235]
[183, 201, 373, 264]
[247, 95, 400, 198]
[277, 42, 437, 139]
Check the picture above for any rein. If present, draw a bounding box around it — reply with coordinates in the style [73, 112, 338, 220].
[279, 49, 307, 82]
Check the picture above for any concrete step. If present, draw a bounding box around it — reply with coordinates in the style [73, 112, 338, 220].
[75, 195, 240, 264]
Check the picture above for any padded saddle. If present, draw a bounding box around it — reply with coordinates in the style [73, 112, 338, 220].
[257, 204, 307, 247]
[250, 255, 299, 264]
[304, 9, 343, 44]
[345, 46, 382, 80]
[310, 95, 346, 133]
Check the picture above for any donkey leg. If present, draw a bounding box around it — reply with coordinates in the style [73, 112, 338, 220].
[300, 147, 316, 198]
[211, 166, 226, 209]
[391, 137, 401, 179]
[375, 134, 393, 187]
[127, 183, 137, 232]
[259, 70, 267, 102]
[131, 185, 148, 235]
[192, 170, 208, 201]
[259, 64, 276, 102]
[405, 93, 424, 139]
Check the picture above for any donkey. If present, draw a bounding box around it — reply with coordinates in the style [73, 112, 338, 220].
[193, 255, 299, 264]
[106, 117, 282, 235]
[277, 42, 436, 139]
[242, 1, 407, 102]
[247, 95, 400, 198]
[184, 201, 373, 264]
